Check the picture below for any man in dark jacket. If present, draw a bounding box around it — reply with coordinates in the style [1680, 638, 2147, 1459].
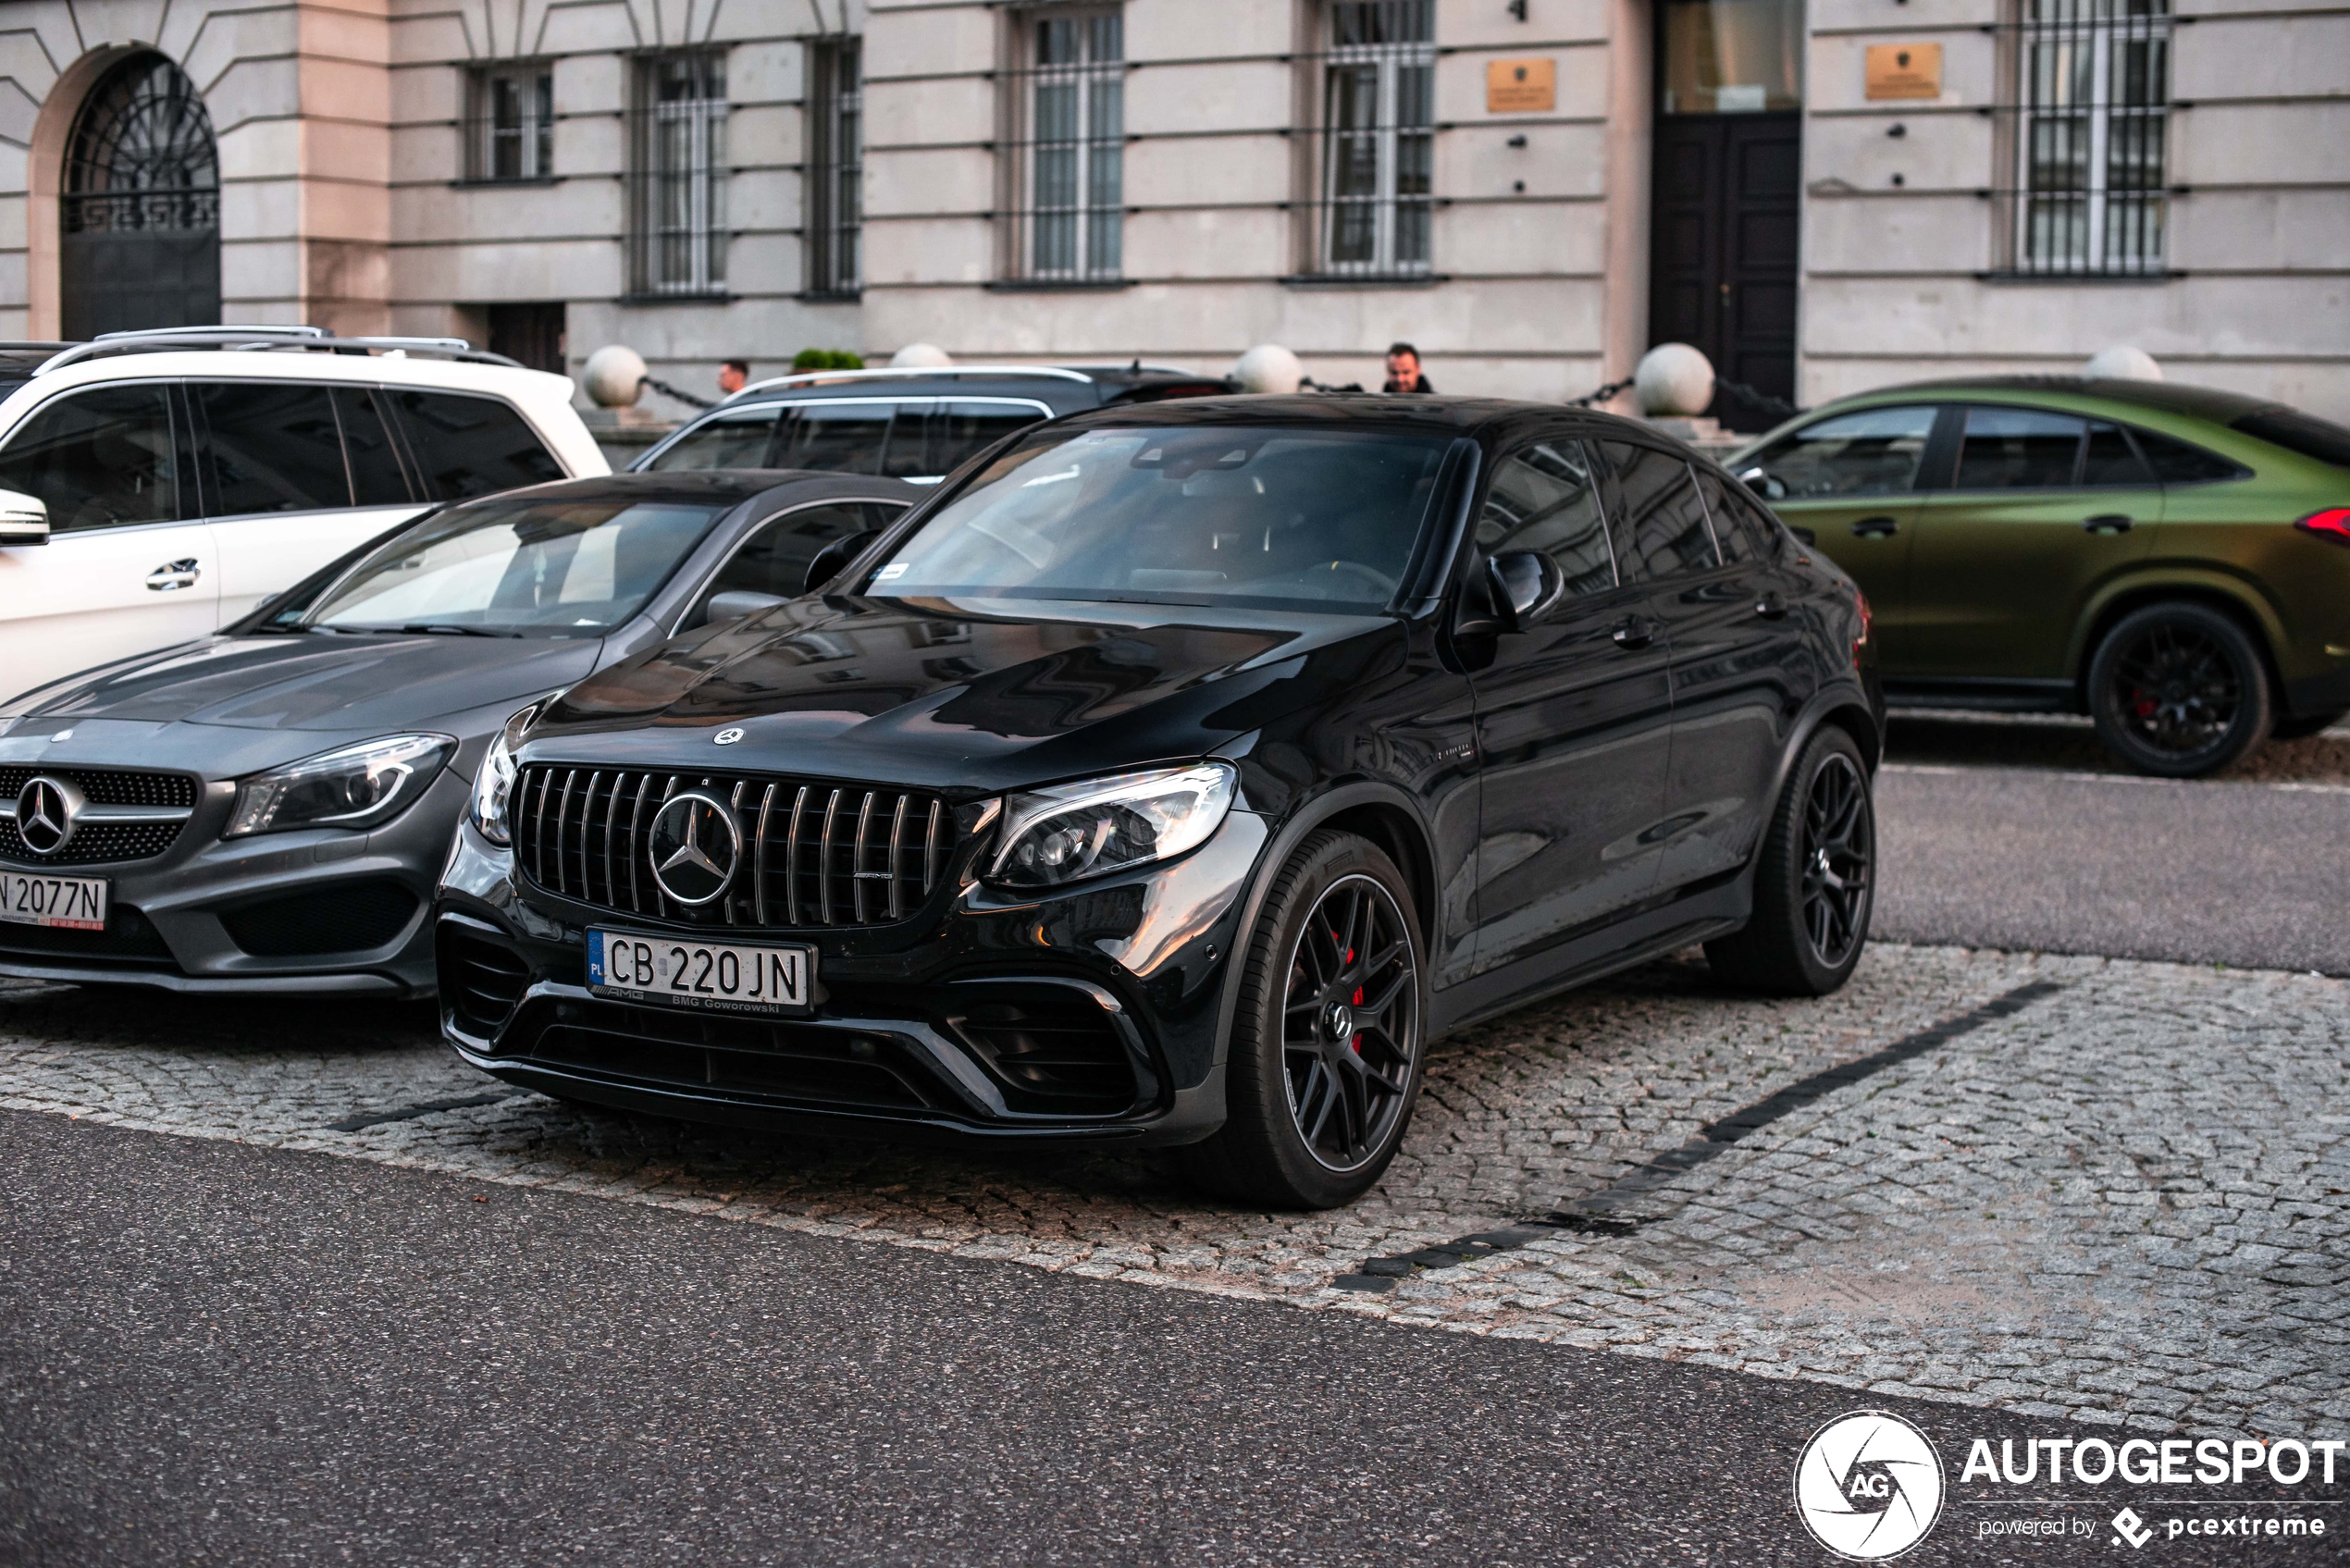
[1383, 342, 1434, 394]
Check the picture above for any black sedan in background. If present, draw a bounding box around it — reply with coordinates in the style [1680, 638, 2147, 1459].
[0, 471, 919, 996]
[439, 397, 1883, 1207]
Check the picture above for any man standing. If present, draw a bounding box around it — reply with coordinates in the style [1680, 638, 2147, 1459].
[1383, 342, 1434, 394]
[718, 358, 749, 396]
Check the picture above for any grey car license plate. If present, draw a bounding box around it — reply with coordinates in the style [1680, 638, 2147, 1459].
[587, 929, 813, 1015]
[0, 870, 107, 932]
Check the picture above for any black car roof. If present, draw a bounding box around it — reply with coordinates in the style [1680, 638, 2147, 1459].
[476, 469, 924, 510]
[1043, 392, 1597, 438]
[1854, 375, 2281, 424]
[713, 365, 1229, 415]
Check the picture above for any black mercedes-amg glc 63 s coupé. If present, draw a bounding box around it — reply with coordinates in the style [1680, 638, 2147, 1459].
[437, 396, 1884, 1207]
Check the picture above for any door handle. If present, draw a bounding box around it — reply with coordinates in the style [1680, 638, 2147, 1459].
[145, 559, 201, 592]
[1849, 516, 1899, 538]
[1611, 616, 1656, 650]
[2083, 513, 2134, 535]
[1754, 591, 1788, 620]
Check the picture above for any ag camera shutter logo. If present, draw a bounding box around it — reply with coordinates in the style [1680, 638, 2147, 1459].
[1794, 1411, 1946, 1560]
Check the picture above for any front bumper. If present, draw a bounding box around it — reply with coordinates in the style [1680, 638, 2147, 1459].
[434, 809, 1270, 1148]
[0, 770, 469, 998]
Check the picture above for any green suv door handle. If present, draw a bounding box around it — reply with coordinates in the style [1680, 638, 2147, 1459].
[2083, 514, 2135, 535]
[1850, 517, 1899, 538]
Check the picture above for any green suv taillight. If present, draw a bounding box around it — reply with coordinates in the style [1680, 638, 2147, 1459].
[2296, 508, 2350, 549]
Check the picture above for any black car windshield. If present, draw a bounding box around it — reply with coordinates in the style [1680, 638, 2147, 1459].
[867, 426, 1454, 611]
[301, 496, 729, 635]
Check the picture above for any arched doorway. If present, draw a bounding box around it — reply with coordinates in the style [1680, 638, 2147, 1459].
[60, 53, 221, 339]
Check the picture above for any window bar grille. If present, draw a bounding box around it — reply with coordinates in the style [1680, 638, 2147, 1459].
[629, 51, 729, 298]
[466, 63, 554, 182]
[2006, 0, 2170, 277]
[809, 39, 863, 295]
[1006, 9, 1125, 282]
[1312, 0, 1436, 279]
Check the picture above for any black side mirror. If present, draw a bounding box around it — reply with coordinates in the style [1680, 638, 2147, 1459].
[803, 531, 875, 595]
[1484, 550, 1565, 634]
[700, 589, 786, 628]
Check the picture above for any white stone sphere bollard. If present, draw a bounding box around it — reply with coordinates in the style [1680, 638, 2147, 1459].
[1231, 343, 1304, 395]
[582, 345, 647, 408]
[889, 342, 954, 368]
[1635, 343, 1715, 416]
[2085, 345, 2162, 381]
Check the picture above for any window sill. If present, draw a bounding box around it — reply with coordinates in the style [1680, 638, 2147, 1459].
[985, 278, 1135, 292]
[1281, 272, 1449, 290]
[797, 290, 863, 303]
[1976, 269, 2182, 286]
[618, 291, 736, 307]
[449, 177, 564, 190]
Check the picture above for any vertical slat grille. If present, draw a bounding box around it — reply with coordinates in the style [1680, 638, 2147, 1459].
[513, 765, 955, 930]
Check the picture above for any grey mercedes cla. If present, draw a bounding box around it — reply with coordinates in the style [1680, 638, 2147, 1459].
[0, 471, 916, 996]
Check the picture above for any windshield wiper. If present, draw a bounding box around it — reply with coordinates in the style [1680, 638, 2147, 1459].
[393, 623, 520, 638]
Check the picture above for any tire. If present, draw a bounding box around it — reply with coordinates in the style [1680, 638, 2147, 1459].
[1178, 831, 1428, 1210]
[2087, 602, 2272, 777]
[1705, 726, 1875, 997]
[2270, 710, 2345, 742]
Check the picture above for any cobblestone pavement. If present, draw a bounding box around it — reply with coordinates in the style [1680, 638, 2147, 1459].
[2, 943, 2343, 1443]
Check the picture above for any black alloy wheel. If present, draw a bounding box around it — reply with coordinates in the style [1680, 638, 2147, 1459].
[1179, 831, 1426, 1209]
[2088, 602, 2271, 778]
[1705, 725, 1875, 996]
[1280, 873, 1418, 1174]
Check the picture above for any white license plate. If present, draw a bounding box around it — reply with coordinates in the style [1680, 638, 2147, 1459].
[587, 929, 813, 1016]
[0, 870, 108, 932]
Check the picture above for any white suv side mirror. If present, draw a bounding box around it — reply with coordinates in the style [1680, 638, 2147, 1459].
[0, 488, 48, 547]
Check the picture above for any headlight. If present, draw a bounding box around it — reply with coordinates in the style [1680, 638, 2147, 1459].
[989, 762, 1237, 889]
[467, 698, 550, 846]
[227, 733, 454, 838]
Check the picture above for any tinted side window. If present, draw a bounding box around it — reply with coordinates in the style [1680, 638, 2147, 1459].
[336, 389, 414, 505]
[1741, 405, 1936, 500]
[2081, 421, 2155, 487]
[1601, 440, 1719, 580]
[1476, 438, 1615, 596]
[1692, 468, 1775, 566]
[0, 385, 180, 532]
[930, 401, 1046, 477]
[198, 382, 351, 514]
[392, 390, 565, 499]
[1953, 407, 2085, 489]
[704, 501, 901, 604]
[775, 402, 893, 474]
[646, 405, 781, 472]
[2136, 428, 2251, 484]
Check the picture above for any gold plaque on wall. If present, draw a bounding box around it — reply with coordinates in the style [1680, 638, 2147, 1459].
[1865, 43, 1944, 101]
[1487, 58, 1556, 114]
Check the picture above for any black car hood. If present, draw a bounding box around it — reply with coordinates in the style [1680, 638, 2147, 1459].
[6, 633, 603, 735]
[528, 596, 1403, 795]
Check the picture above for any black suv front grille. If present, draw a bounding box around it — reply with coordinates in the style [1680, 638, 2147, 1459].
[0, 766, 199, 867]
[513, 765, 958, 930]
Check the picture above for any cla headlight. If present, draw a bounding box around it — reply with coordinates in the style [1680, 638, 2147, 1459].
[227, 733, 454, 838]
[468, 698, 550, 846]
[989, 762, 1237, 889]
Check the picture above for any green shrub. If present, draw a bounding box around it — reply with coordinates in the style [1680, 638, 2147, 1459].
[790, 348, 866, 372]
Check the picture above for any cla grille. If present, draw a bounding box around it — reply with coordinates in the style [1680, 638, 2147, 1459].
[513, 765, 957, 929]
[223, 881, 419, 957]
[0, 766, 198, 867]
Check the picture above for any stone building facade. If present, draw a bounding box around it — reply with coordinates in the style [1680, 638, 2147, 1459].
[1, 0, 2342, 423]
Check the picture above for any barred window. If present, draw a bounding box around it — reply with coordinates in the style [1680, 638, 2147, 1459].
[808, 39, 863, 296]
[2006, 0, 2171, 277]
[467, 62, 553, 182]
[629, 52, 728, 298]
[1317, 0, 1435, 278]
[1007, 8, 1123, 282]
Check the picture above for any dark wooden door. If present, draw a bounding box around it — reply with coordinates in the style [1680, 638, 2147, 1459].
[61, 228, 219, 339]
[1648, 111, 1801, 432]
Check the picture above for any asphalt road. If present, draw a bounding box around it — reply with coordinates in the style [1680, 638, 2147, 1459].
[1874, 766, 2350, 975]
[4, 1111, 2330, 1568]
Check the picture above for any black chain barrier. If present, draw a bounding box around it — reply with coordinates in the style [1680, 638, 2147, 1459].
[1568, 377, 1635, 408]
[639, 375, 716, 411]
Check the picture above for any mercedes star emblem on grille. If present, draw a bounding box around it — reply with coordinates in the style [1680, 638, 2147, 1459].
[647, 791, 741, 906]
[14, 774, 86, 857]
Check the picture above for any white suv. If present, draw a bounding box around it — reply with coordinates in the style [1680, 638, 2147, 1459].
[0, 327, 607, 702]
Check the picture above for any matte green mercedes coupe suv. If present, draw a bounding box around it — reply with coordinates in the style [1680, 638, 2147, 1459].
[1732, 377, 2350, 776]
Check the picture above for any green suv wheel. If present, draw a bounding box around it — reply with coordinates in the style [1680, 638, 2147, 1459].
[2088, 602, 2273, 778]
